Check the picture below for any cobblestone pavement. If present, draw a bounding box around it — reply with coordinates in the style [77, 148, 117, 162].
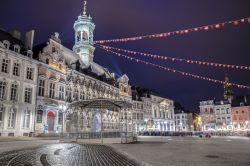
[0, 143, 139, 166]
[111, 136, 250, 166]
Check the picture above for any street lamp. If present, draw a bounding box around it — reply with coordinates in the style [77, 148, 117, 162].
[59, 104, 67, 138]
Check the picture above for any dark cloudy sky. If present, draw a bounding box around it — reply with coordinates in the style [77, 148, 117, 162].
[1, 0, 250, 111]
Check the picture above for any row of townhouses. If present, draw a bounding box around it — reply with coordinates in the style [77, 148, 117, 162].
[0, 5, 176, 137]
[199, 96, 250, 132]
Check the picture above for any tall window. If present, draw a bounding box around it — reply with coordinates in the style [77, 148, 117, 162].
[80, 90, 85, 100]
[24, 88, 32, 103]
[49, 83, 55, 99]
[10, 84, 18, 101]
[26, 67, 34, 80]
[73, 89, 78, 101]
[2, 59, 9, 73]
[154, 109, 157, 118]
[46, 58, 49, 65]
[0, 81, 6, 100]
[37, 109, 43, 123]
[59, 85, 65, 100]
[38, 80, 45, 97]
[58, 112, 63, 125]
[0, 106, 4, 122]
[66, 87, 72, 102]
[8, 108, 16, 128]
[22, 110, 31, 128]
[77, 31, 81, 42]
[13, 63, 19, 76]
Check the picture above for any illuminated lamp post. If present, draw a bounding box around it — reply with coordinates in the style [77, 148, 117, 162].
[59, 104, 67, 138]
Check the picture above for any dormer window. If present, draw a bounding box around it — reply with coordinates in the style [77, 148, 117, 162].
[46, 58, 50, 65]
[3, 40, 10, 49]
[13, 45, 20, 53]
[27, 50, 33, 58]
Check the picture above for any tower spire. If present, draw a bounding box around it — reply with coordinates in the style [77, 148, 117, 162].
[73, 0, 95, 67]
[224, 73, 233, 101]
[83, 1, 87, 15]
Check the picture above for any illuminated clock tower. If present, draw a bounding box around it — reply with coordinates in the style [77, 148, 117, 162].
[73, 1, 95, 67]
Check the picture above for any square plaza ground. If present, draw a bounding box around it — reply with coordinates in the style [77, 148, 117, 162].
[0, 136, 249, 166]
[111, 136, 250, 166]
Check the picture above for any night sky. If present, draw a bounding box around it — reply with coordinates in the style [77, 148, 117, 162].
[1, 0, 250, 111]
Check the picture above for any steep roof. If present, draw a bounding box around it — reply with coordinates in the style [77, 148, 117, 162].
[232, 95, 250, 107]
[0, 29, 28, 55]
[0, 29, 24, 46]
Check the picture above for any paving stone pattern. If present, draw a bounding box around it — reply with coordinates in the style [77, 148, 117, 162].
[0, 144, 139, 166]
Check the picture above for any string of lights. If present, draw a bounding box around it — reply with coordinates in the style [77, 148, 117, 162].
[96, 45, 250, 90]
[96, 44, 250, 71]
[95, 17, 250, 44]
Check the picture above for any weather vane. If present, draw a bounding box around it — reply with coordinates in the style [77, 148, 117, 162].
[83, 1, 87, 15]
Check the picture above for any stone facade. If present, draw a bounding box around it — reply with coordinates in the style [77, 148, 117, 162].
[0, 3, 176, 137]
[0, 30, 38, 136]
[175, 112, 193, 132]
[231, 96, 250, 132]
[214, 100, 233, 131]
[199, 100, 216, 131]
[199, 99, 233, 131]
[131, 87, 175, 133]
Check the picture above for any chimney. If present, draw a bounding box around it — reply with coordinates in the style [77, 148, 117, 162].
[111, 73, 115, 78]
[244, 96, 247, 103]
[9, 29, 21, 40]
[25, 30, 35, 50]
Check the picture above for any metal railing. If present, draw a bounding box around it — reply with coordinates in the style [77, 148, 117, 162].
[63, 131, 122, 139]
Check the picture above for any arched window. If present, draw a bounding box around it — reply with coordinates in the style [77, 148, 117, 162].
[89, 32, 93, 44]
[82, 31, 88, 41]
[3, 40, 10, 49]
[14, 45, 20, 53]
[77, 31, 81, 42]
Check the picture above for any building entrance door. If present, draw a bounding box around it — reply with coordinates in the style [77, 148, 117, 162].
[47, 111, 55, 132]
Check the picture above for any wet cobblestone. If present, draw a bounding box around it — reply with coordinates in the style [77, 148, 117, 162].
[0, 144, 139, 166]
